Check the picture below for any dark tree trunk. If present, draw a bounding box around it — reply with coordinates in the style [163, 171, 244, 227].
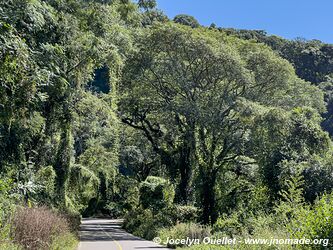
[201, 169, 218, 225]
[54, 124, 71, 207]
[176, 146, 192, 204]
[175, 127, 196, 204]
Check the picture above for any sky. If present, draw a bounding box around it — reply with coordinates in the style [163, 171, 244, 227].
[156, 0, 333, 44]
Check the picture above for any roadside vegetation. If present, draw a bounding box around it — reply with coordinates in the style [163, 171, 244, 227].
[0, 0, 333, 249]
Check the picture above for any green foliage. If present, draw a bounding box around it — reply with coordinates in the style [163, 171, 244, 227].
[275, 172, 306, 226]
[219, 29, 333, 85]
[1, 0, 333, 248]
[119, 126, 161, 181]
[249, 107, 331, 200]
[288, 193, 333, 248]
[219, 27, 333, 142]
[123, 182, 198, 241]
[50, 232, 78, 250]
[123, 180, 200, 242]
[62, 209, 82, 233]
[173, 14, 200, 28]
[0, 242, 22, 250]
[123, 207, 176, 240]
[67, 164, 100, 212]
[104, 176, 139, 217]
[302, 158, 333, 202]
[173, 205, 199, 223]
[213, 212, 245, 238]
[138, 0, 157, 10]
[139, 176, 175, 211]
[0, 0, 128, 215]
[120, 22, 329, 225]
[35, 166, 56, 201]
[141, 9, 169, 26]
[178, 246, 221, 250]
[0, 178, 19, 243]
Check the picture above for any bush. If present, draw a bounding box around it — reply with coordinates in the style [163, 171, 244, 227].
[0, 177, 19, 249]
[123, 207, 157, 240]
[123, 206, 181, 240]
[201, 175, 332, 250]
[104, 202, 124, 218]
[123, 178, 199, 242]
[158, 223, 211, 248]
[11, 207, 77, 250]
[288, 193, 333, 248]
[62, 209, 81, 233]
[173, 205, 199, 223]
[213, 212, 244, 238]
[139, 176, 175, 211]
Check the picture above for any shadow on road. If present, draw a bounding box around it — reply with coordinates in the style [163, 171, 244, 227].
[80, 219, 144, 242]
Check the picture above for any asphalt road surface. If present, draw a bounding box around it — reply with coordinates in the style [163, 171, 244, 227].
[78, 218, 171, 250]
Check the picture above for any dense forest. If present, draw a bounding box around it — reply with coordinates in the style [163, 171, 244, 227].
[1, 0, 333, 249]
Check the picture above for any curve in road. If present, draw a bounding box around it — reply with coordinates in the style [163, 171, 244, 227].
[78, 218, 170, 250]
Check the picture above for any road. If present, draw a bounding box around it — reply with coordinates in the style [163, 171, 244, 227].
[78, 218, 171, 250]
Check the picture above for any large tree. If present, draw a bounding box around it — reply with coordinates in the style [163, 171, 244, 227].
[120, 23, 326, 223]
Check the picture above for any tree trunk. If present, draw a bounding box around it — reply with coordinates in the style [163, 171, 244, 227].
[176, 147, 189, 203]
[201, 168, 218, 225]
[175, 127, 196, 204]
[54, 124, 72, 207]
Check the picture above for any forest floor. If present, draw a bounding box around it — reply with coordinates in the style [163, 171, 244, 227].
[78, 218, 170, 250]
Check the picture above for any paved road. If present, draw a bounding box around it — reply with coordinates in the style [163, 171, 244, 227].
[78, 218, 170, 250]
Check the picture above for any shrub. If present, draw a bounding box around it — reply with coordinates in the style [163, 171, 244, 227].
[123, 207, 157, 240]
[104, 202, 124, 218]
[123, 178, 199, 242]
[0, 178, 18, 243]
[213, 212, 244, 237]
[173, 205, 199, 223]
[62, 209, 81, 233]
[288, 193, 333, 248]
[139, 176, 175, 211]
[123, 206, 178, 240]
[158, 223, 211, 248]
[11, 207, 74, 249]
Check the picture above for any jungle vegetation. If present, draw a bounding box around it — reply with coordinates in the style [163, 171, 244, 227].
[0, 0, 333, 249]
